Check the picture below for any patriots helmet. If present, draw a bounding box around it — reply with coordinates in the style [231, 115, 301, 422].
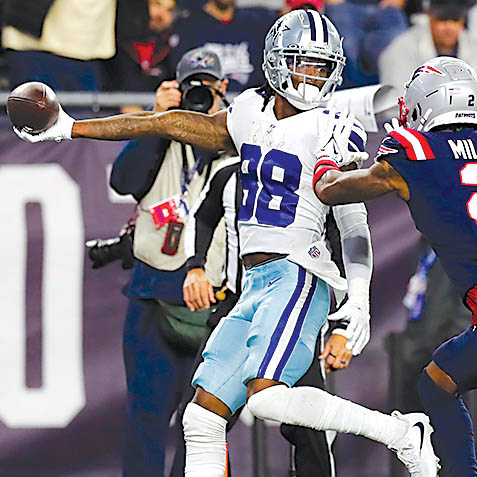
[399, 56, 477, 131]
[263, 9, 345, 110]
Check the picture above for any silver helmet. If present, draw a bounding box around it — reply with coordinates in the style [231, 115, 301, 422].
[399, 56, 477, 131]
[262, 9, 345, 110]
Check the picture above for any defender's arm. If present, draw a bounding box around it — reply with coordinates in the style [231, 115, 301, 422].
[314, 160, 409, 205]
[72, 109, 235, 152]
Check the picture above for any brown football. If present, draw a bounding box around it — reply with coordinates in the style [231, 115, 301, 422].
[7, 82, 59, 133]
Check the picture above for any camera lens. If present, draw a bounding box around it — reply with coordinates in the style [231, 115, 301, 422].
[182, 85, 214, 113]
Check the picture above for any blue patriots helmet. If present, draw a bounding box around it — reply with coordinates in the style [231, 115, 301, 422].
[399, 56, 477, 131]
[262, 9, 345, 110]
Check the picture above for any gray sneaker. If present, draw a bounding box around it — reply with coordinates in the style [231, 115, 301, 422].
[389, 411, 440, 476]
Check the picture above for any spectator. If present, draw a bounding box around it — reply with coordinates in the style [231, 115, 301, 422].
[108, 48, 230, 477]
[105, 0, 176, 100]
[170, 0, 275, 96]
[281, 0, 324, 14]
[325, 0, 408, 88]
[379, 0, 477, 94]
[2, 0, 116, 90]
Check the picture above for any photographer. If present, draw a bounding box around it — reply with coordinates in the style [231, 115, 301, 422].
[107, 48, 230, 477]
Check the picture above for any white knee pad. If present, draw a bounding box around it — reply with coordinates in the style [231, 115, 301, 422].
[183, 402, 227, 477]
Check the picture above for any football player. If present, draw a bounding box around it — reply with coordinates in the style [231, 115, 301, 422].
[15, 9, 438, 477]
[314, 55, 477, 476]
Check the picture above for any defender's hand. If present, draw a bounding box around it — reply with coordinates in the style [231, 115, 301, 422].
[154, 80, 182, 113]
[14, 105, 74, 143]
[183, 268, 216, 311]
[328, 298, 370, 355]
[384, 117, 400, 134]
[319, 334, 353, 373]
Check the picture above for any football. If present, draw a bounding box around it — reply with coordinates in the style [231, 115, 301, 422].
[7, 82, 59, 134]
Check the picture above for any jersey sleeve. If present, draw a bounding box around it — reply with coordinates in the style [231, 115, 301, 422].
[374, 129, 436, 191]
[376, 128, 436, 163]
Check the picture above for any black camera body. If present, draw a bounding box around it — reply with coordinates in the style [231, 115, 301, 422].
[86, 223, 135, 270]
[180, 79, 215, 113]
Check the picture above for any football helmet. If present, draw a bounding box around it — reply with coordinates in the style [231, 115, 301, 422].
[263, 9, 345, 110]
[399, 56, 477, 131]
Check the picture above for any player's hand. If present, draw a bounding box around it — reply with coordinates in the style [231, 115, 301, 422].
[328, 298, 370, 355]
[317, 109, 357, 168]
[14, 105, 74, 143]
[153, 80, 182, 112]
[183, 268, 216, 311]
[383, 117, 400, 134]
[319, 334, 353, 373]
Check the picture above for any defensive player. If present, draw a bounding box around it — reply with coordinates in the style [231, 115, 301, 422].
[14, 9, 439, 477]
[314, 55, 477, 475]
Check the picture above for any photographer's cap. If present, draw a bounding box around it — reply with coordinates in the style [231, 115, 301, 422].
[176, 48, 224, 83]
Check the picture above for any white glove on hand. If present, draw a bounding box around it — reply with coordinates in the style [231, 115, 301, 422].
[317, 109, 357, 168]
[383, 117, 400, 134]
[14, 105, 75, 143]
[328, 298, 370, 355]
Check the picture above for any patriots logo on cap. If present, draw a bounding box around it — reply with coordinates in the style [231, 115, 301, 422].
[187, 53, 216, 69]
[411, 65, 445, 82]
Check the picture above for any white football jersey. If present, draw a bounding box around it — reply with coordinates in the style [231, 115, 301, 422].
[226, 88, 366, 296]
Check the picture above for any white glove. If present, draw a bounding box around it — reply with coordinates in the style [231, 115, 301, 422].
[317, 109, 357, 168]
[328, 298, 370, 355]
[14, 105, 75, 143]
[383, 117, 400, 134]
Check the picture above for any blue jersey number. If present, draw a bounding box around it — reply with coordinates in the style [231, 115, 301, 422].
[239, 144, 302, 227]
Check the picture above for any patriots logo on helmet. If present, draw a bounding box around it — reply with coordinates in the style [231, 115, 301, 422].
[410, 65, 445, 82]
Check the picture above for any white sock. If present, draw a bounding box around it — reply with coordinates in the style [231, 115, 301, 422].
[247, 385, 407, 448]
[183, 402, 228, 477]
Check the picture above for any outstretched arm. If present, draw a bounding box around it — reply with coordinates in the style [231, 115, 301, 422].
[16, 107, 236, 153]
[73, 109, 234, 151]
[314, 160, 409, 205]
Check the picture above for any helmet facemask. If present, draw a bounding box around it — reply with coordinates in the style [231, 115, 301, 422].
[263, 10, 346, 111]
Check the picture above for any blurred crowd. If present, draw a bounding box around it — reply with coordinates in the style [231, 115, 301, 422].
[1, 0, 477, 98]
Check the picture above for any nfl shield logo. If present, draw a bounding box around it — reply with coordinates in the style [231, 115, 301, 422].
[308, 246, 321, 259]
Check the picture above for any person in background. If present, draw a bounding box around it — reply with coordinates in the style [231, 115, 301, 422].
[379, 0, 477, 94]
[109, 48, 229, 477]
[170, 0, 275, 96]
[105, 0, 177, 107]
[2, 0, 116, 90]
[325, 0, 408, 88]
[281, 0, 324, 14]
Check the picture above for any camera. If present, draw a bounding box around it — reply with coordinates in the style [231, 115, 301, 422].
[179, 77, 229, 113]
[86, 223, 135, 270]
[180, 79, 215, 113]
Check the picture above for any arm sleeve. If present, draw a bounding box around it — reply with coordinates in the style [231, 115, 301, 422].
[332, 203, 373, 305]
[109, 137, 169, 201]
[185, 161, 238, 270]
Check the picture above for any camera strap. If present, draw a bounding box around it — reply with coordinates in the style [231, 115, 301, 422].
[180, 143, 203, 196]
